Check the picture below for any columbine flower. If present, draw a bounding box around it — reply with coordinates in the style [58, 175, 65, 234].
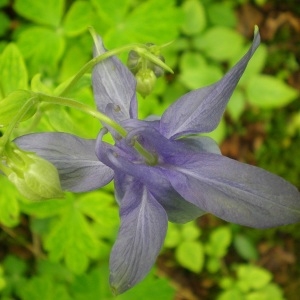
[15, 29, 300, 294]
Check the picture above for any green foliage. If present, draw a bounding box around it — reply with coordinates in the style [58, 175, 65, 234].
[247, 75, 299, 108]
[0, 43, 28, 97]
[218, 264, 285, 300]
[165, 221, 204, 273]
[0, 0, 299, 298]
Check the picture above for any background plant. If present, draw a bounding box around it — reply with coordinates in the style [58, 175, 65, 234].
[1, 0, 299, 299]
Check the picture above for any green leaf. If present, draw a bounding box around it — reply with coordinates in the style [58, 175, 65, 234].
[0, 43, 28, 96]
[19, 197, 71, 218]
[194, 27, 245, 61]
[207, 3, 237, 27]
[236, 264, 272, 290]
[0, 0, 9, 8]
[204, 117, 227, 144]
[164, 222, 181, 248]
[125, 0, 183, 44]
[217, 288, 244, 300]
[78, 191, 119, 239]
[97, 0, 183, 48]
[205, 226, 232, 258]
[14, 0, 64, 27]
[91, 0, 132, 27]
[71, 266, 112, 299]
[45, 196, 100, 274]
[238, 44, 267, 85]
[0, 178, 20, 227]
[2, 255, 27, 297]
[0, 11, 10, 37]
[246, 75, 299, 108]
[181, 0, 206, 35]
[181, 221, 201, 241]
[206, 256, 221, 273]
[175, 241, 204, 273]
[117, 269, 175, 300]
[179, 51, 223, 89]
[17, 26, 65, 76]
[227, 88, 246, 121]
[63, 1, 93, 37]
[31, 74, 53, 94]
[0, 90, 33, 126]
[17, 276, 71, 300]
[233, 234, 258, 261]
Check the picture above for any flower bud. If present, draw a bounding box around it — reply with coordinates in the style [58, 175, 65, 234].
[2, 144, 63, 200]
[135, 69, 157, 98]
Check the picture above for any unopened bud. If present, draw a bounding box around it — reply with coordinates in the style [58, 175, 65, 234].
[3, 144, 63, 200]
[135, 69, 157, 98]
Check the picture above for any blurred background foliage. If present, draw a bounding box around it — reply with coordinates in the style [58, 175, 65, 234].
[0, 0, 299, 299]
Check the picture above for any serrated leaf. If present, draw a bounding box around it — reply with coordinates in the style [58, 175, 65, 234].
[0, 43, 28, 96]
[194, 27, 245, 61]
[19, 196, 71, 218]
[181, 0, 206, 35]
[14, 0, 64, 27]
[63, 1, 93, 37]
[175, 241, 204, 273]
[45, 197, 100, 274]
[17, 26, 65, 76]
[246, 75, 299, 108]
[78, 191, 118, 239]
[0, 178, 20, 227]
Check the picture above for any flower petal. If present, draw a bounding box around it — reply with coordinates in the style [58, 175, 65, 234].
[160, 30, 260, 139]
[92, 35, 137, 121]
[96, 128, 206, 223]
[15, 133, 113, 192]
[165, 152, 300, 228]
[109, 180, 167, 294]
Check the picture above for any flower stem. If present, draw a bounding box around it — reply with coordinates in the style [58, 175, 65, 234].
[0, 96, 37, 154]
[38, 93, 157, 165]
[58, 29, 173, 97]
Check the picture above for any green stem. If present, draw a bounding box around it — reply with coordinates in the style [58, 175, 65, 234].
[38, 93, 157, 165]
[58, 35, 173, 97]
[0, 96, 37, 153]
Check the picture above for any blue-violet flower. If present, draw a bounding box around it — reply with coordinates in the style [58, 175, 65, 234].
[15, 30, 300, 295]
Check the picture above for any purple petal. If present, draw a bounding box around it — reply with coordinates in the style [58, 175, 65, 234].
[165, 152, 300, 228]
[160, 30, 260, 138]
[96, 127, 206, 223]
[15, 133, 113, 192]
[177, 136, 221, 154]
[92, 35, 137, 121]
[109, 181, 167, 294]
